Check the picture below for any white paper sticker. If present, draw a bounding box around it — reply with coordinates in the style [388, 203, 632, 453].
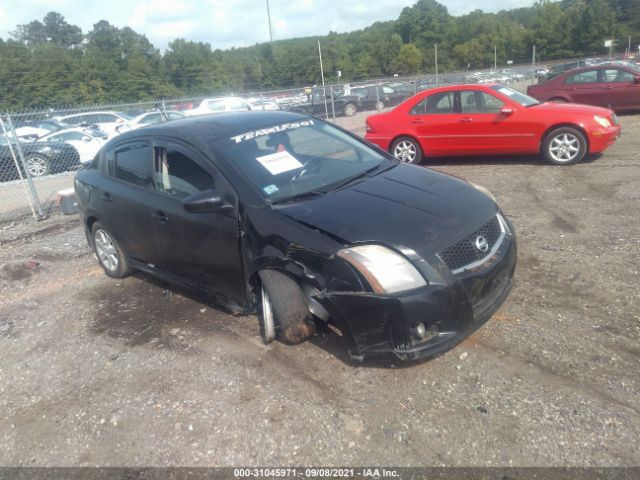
[256, 151, 304, 175]
[498, 87, 515, 96]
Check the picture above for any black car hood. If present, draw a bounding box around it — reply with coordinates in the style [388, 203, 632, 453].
[277, 163, 498, 257]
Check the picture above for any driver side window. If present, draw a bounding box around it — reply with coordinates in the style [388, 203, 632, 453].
[154, 147, 215, 200]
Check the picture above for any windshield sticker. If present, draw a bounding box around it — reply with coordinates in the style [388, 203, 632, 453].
[263, 184, 279, 195]
[498, 87, 515, 96]
[230, 120, 314, 144]
[256, 151, 304, 175]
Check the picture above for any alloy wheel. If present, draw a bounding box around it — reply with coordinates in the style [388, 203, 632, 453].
[94, 229, 119, 273]
[26, 157, 48, 177]
[393, 140, 418, 163]
[260, 284, 276, 342]
[548, 133, 580, 163]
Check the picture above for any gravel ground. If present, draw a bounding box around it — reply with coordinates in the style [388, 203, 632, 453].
[0, 113, 639, 467]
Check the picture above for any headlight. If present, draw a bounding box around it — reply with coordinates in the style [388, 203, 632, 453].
[594, 115, 611, 128]
[468, 181, 497, 203]
[337, 244, 427, 294]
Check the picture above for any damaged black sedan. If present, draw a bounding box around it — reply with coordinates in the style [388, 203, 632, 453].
[75, 111, 516, 361]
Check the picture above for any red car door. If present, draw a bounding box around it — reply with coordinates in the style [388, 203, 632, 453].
[456, 89, 538, 154]
[601, 68, 640, 110]
[564, 69, 606, 107]
[409, 90, 463, 156]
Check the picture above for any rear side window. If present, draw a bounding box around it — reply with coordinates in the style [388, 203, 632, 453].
[565, 70, 598, 84]
[114, 143, 153, 188]
[411, 91, 455, 114]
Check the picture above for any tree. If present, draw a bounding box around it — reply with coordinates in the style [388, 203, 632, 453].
[391, 44, 423, 74]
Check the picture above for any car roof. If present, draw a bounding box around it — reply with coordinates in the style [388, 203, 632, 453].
[109, 111, 314, 146]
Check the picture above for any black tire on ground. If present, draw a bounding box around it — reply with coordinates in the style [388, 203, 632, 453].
[258, 269, 315, 345]
[343, 102, 357, 117]
[390, 136, 424, 164]
[91, 222, 132, 278]
[25, 155, 50, 177]
[542, 126, 588, 166]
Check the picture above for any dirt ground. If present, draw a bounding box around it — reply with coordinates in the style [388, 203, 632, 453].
[0, 112, 639, 467]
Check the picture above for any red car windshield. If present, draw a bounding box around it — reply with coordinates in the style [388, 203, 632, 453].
[491, 85, 540, 107]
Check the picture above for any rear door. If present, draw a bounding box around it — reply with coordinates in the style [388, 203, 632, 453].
[149, 141, 245, 304]
[601, 68, 640, 110]
[98, 141, 159, 264]
[563, 69, 606, 106]
[410, 90, 461, 156]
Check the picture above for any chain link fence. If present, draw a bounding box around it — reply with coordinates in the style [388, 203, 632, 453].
[0, 65, 541, 225]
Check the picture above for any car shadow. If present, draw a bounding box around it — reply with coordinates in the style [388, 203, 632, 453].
[424, 153, 600, 167]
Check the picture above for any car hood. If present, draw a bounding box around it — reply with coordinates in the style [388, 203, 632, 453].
[532, 102, 613, 116]
[277, 163, 498, 259]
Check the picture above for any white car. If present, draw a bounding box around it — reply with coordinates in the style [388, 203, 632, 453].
[56, 111, 132, 138]
[183, 97, 252, 117]
[37, 127, 108, 164]
[8, 119, 68, 141]
[116, 110, 186, 133]
[246, 98, 281, 111]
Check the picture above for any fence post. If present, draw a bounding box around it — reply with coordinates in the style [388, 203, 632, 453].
[330, 85, 336, 121]
[160, 100, 168, 122]
[5, 115, 45, 220]
[376, 81, 381, 111]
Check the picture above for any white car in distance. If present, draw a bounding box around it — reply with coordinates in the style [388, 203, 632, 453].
[37, 127, 109, 165]
[184, 97, 252, 117]
[56, 111, 132, 138]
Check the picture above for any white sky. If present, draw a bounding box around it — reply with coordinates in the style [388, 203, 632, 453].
[0, 0, 534, 51]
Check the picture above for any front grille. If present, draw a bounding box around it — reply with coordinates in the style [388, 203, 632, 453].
[438, 215, 504, 273]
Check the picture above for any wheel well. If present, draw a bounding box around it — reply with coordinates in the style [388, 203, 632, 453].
[86, 215, 99, 232]
[540, 124, 590, 154]
[389, 134, 421, 154]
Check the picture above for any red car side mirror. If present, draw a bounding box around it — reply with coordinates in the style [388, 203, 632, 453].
[500, 107, 514, 115]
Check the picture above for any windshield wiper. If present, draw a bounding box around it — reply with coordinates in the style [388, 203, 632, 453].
[269, 189, 327, 205]
[329, 163, 394, 192]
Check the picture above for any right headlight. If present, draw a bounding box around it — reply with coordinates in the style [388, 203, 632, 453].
[337, 244, 427, 294]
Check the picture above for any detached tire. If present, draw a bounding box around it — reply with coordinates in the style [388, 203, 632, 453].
[390, 136, 423, 164]
[542, 127, 587, 165]
[258, 270, 315, 345]
[91, 222, 132, 278]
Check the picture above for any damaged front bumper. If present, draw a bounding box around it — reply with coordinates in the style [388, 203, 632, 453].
[316, 235, 517, 362]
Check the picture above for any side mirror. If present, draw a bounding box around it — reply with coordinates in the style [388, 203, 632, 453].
[182, 189, 233, 214]
[500, 107, 514, 115]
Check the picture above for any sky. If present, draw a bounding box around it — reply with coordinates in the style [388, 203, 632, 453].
[0, 0, 534, 51]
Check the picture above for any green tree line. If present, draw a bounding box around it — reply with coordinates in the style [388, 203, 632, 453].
[1, 0, 638, 110]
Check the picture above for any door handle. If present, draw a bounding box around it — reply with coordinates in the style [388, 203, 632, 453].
[151, 211, 169, 224]
[101, 192, 112, 202]
[460, 117, 473, 123]
[411, 119, 424, 124]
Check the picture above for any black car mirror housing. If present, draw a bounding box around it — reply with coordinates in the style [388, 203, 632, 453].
[182, 189, 232, 214]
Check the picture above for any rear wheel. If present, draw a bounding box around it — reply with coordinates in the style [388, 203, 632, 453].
[343, 103, 357, 117]
[25, 155, 50, 177]
[390, 137, 423, 164]
[542, 127, 587, 165]
[258, 270, 315, 345]
[91, 222, 132, 278]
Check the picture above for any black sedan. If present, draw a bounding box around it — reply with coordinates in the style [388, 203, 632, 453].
[75, 111, 516, 361]
[1, 136, 81, 182]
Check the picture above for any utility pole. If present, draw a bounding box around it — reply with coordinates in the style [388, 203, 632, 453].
[266, 0, 274, 44]
[532, 45, 536, 67]
[435, 44, 439, 86]
[494, 45, 497, 72]
[318, 40, 329, 119]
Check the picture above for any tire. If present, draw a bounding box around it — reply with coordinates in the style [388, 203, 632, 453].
[542, 127, 587, 165]
[91, 222, 132, 278]
[343, 103, 357, 117]
[390, 136, 423, 164]
[25, 155, 50, 177]
[258, 269, 315, 345]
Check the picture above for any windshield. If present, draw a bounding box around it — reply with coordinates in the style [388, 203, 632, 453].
[491, 85, 540, 107]
[218, 119, 391, 203]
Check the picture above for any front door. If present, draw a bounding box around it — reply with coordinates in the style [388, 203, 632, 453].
[149, 141, 245, 305]
[601, 68, 640, 110]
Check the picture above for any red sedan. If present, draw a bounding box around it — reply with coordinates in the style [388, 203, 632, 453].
[527, 64, 640, 112]
[365, 84, 621, 166]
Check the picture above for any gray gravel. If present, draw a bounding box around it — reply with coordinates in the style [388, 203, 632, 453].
[0, 114, 639, 467]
